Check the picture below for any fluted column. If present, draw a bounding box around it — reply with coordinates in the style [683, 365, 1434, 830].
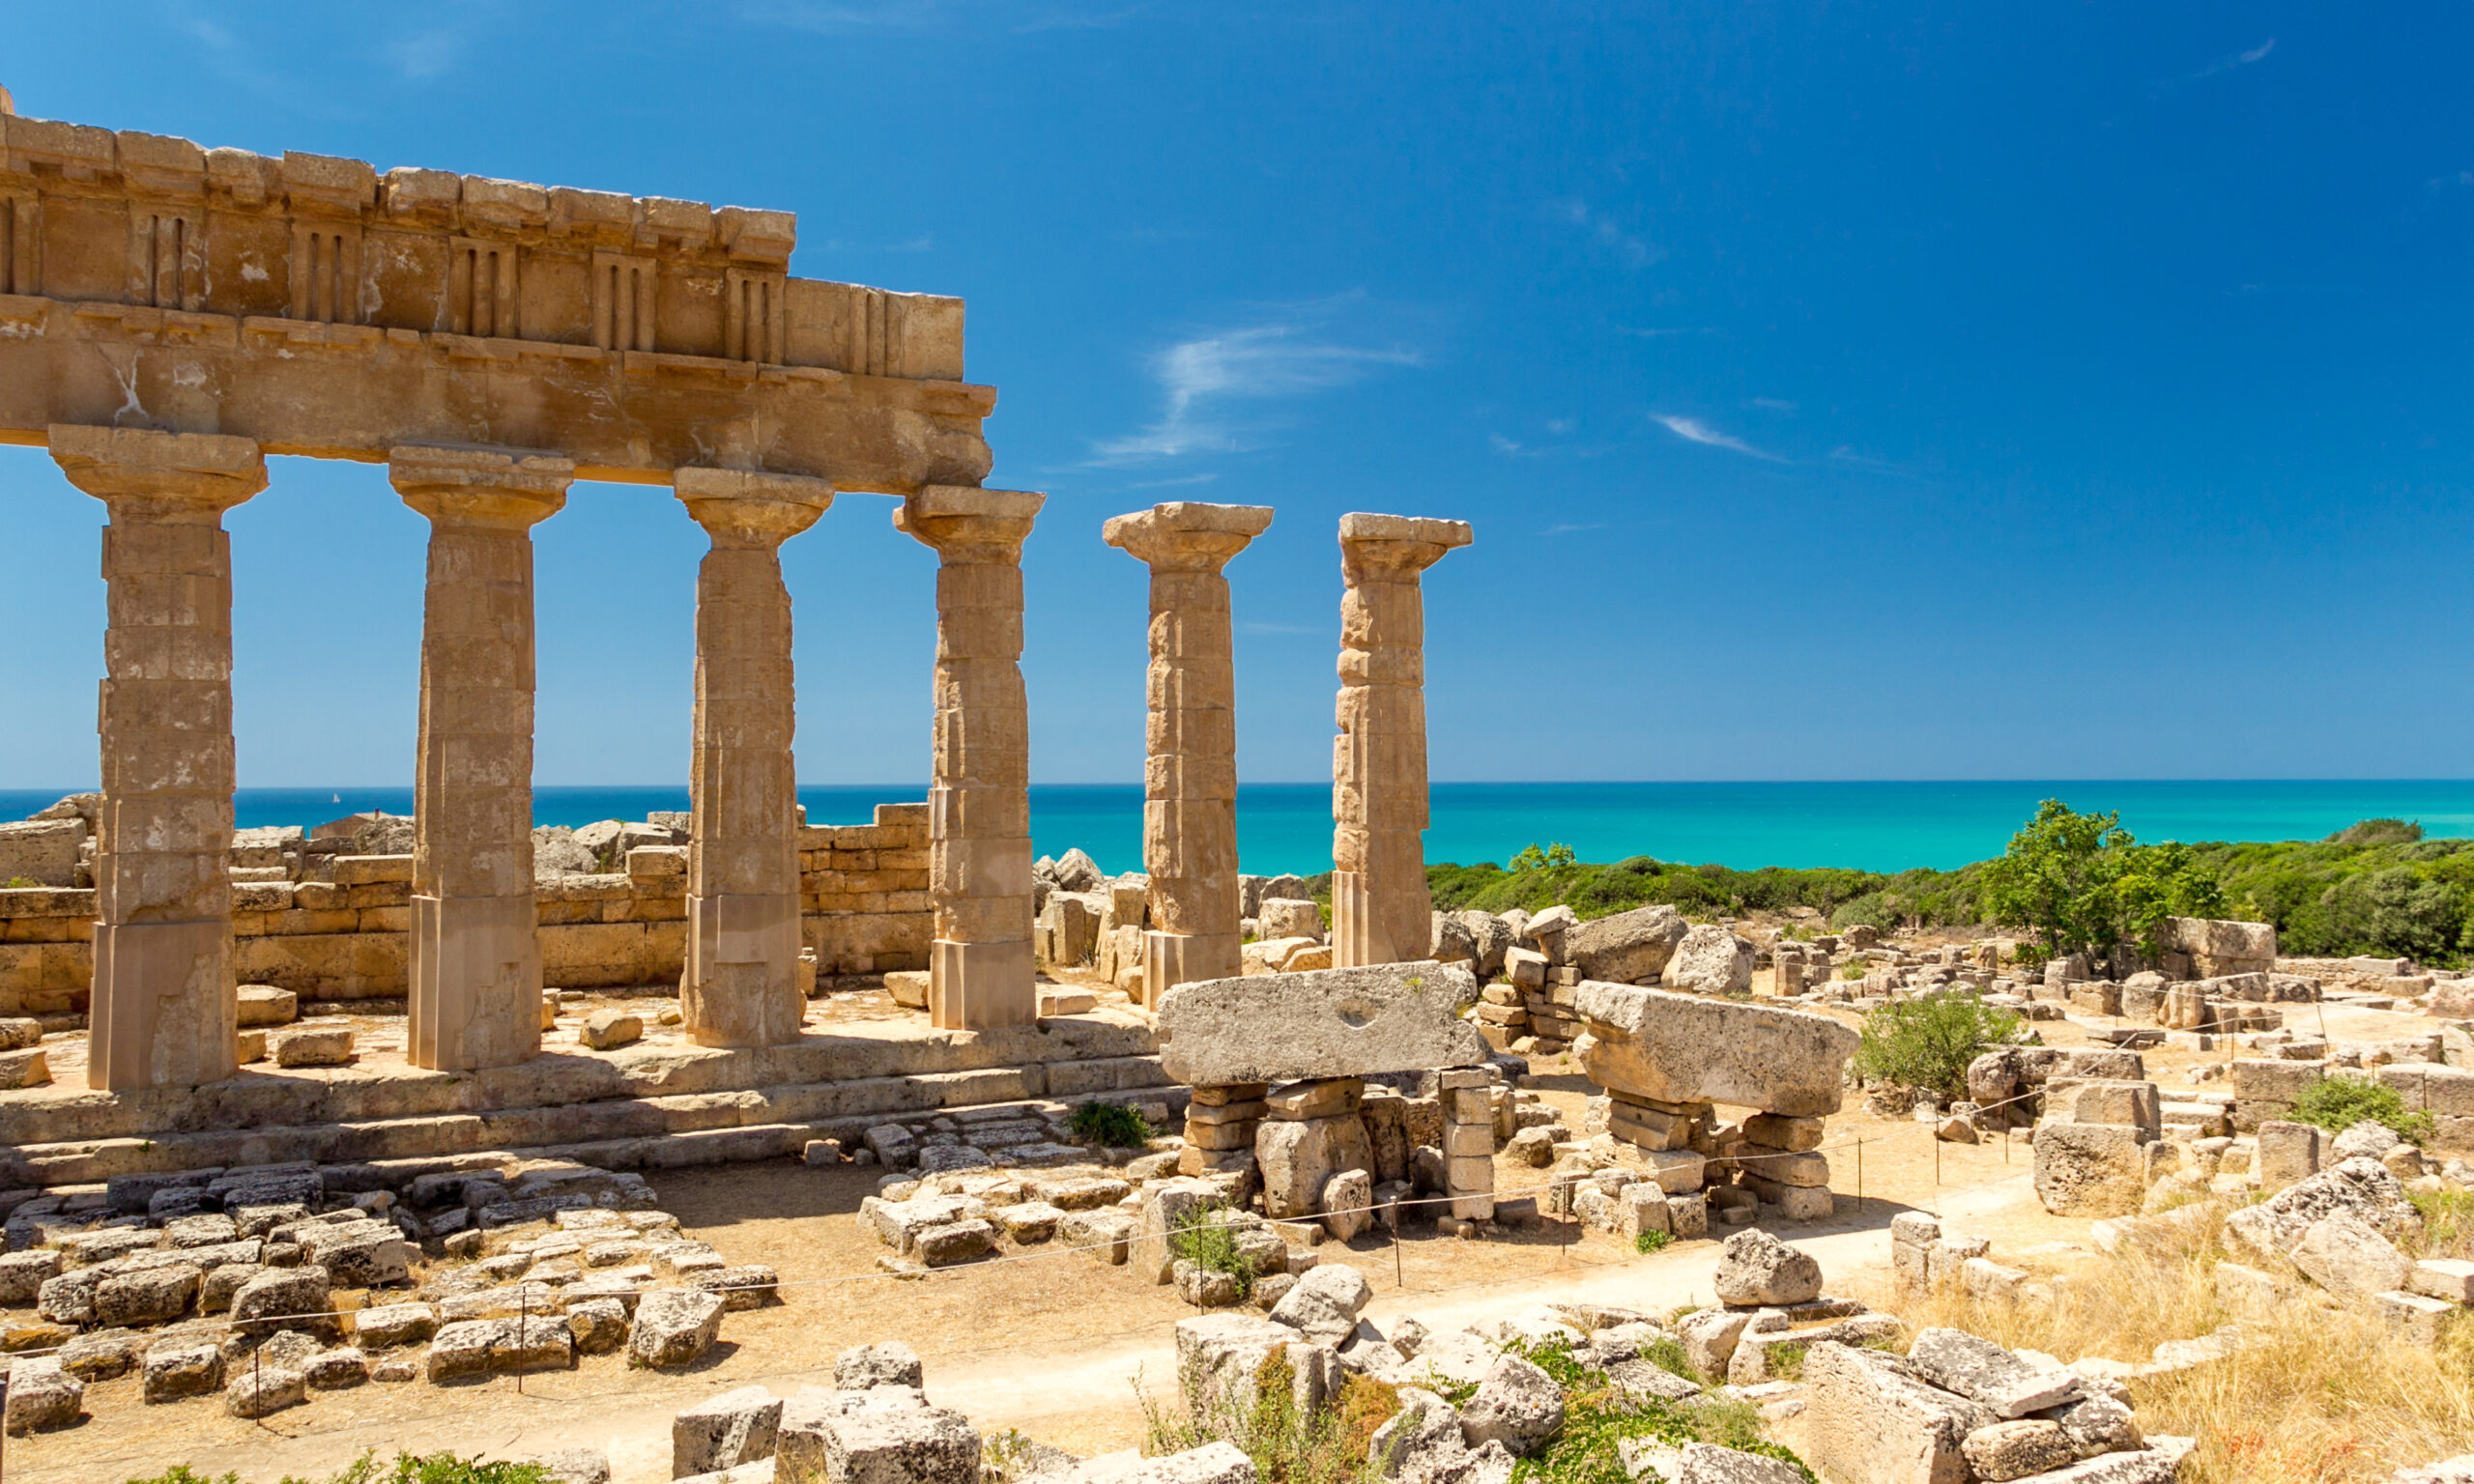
[1103, 501, 1274, 1004]
[389, 445, 573, 1071]
[894, 484, 1044, 1030]
[49, 424, 266, 1091]
[676, 468, 833, 1048]
[1331, 512, 1471, 968]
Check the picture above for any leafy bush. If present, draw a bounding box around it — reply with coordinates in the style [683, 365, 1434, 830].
[1069, 1101, 1155, 1148]
[1500, 1339, 1814, 1484]
[1167, 1206, 1257, 1298]
[1978, 801, 2226, 961]
[2288, 1077, 2434, 1147]
[1632, 1229, 1671, 1255]
[0, 876, 38, 890]
[2329, 818, 2425, 846]
[1851, 991, 2030, 1101]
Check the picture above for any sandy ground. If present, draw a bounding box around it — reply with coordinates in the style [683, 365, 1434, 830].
[6, 975, 2453, 1484]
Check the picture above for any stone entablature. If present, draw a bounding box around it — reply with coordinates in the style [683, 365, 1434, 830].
[0, 807, 932, 1013]
[0, 113, 989, 488]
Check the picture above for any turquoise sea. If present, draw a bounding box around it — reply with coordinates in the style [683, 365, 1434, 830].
[7, 781, 2474, 878]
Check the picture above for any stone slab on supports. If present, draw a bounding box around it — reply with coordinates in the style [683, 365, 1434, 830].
[390, 445, 573, 1072]
[1330, 513, 1471, 968]
[895, 485, 1044, 1031]
[1103, 502, 1274, 1007]
[675, 468, 835, 1049]
[49, 424, 268, 1091]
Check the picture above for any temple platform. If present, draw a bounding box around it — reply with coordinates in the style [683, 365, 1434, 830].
[0, 985, 1167, 1186]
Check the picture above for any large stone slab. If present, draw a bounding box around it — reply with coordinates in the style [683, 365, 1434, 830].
[1572, 983, 1857, 1117]
[1156, 962, 1484, 1086]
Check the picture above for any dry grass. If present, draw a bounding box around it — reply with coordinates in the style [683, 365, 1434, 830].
[1862, 1202, 2474, 1484]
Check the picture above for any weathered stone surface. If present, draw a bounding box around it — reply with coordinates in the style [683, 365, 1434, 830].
[1256, 1116, 1373, 1221]
[1906, 1328, 2083, 1418]
[676, 1384, 785, 1478]
[788, 1392, 979, 1484]
[142, 1338, 225, 1402]
[1961, 1420, 2076, 1481]
[1573, 983, 1856, 1116]
[581, 1010, 644, 1050]
[299, 1222, 410, 1288]
[2224, 1156, 2420, 1269]
[2291, 1212, 2412, 1302]
[425, 1315, 574, 1381]
[1175, 1313, 1339, 1416]
[1712, 1229, 1824, 1308]
[95, 1264, 201, 1326]
[628, 1287, 726, 1368]
[2255, 1121, 2324, 1193]
[1802, 1341, 1993, 1484]
[3, 1356, 81, 1434]
[231, 1265, 333, 1335]
[838, 1341, 926, 1390]
[1158, 962, 1484, 1085]
[1267, 1263, 1371, 1344]
[1664, 926, 1755, 996]
[2046, 1391, 2142, 1460]
[353, 1303, 440, 1349]
[226, 1364, 307, 1417]
[1564, 905, 1690, 985]
[2032, 1124, 2148, 1218]
[1458, 1354, 1564, 1457]
[1678, 1306, 1754, 1379]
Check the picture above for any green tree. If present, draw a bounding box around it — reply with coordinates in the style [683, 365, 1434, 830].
[1978, 801, 2225, 960]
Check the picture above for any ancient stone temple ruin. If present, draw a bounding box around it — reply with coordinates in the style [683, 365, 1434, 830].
[0, 103, 1489, 1215]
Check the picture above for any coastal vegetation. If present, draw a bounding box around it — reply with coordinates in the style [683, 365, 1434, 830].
[1424, 806, 2474, 967]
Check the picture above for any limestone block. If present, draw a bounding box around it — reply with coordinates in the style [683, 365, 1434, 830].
[1459, 1354, 1565, 1457]
[3, 1356, 82, 1434]
[143, 1338, 225, 1402]
[1257, 1117, 1373, 1220]
[2033, 1123, 2148, 1217]
[1664, 926, 1755, 995]
[425, 1315, 575, 1381]
[676, 1384, 784, 1479]
[236, 984, 299, 1026]
[2256, 1121, 2325, 1193]
[1712, 1229, 1822, 1307]
[1574, 983, 1857, 1116]
[627, 1287, 727, 1368]
[1259, 899, 1323, 942]
[1565, 904, 1689, 984]
[1800, 1341, 1992, 1484]
[1906, 1328, 2083, 1418]
[2291, 1212, 2412, 1303]
[1156, 960, 1483, 1085]
[581, 1009, 644, 1050]
[273, 1026, 356, 1067]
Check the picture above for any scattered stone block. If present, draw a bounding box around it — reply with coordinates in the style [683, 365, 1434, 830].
[580, 1009, 643, 1050]
[272, 1027, 356, 1068]
[3, 1356, 80, 1433]
[1573, 983, 1857, 1116]
[628, 1287, 726, 1368]
[1459, 1354, 1565, 1457]
[237, 985, 299, 1027]
[226, 1364, 307, 1417]
[676, 1384, 784, 1479]
[425, 1315, 575, 1382]
[1905, 1328, 2083, 1418]
[1800, 1341, 1992, 1484]
[142, 1339, 224, 1402]
[1712, 1229, 1822, 1307]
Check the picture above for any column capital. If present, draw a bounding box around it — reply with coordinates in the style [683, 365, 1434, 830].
[1338, 511, 1473, 580]
[895, 483, 1043, 560]
[389, 444, 573, 529]
[676, 467, 835, 548]
[48, 424, 266, 519]
[1103, 501, 1274, 573]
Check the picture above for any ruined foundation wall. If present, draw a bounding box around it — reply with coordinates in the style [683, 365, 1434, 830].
[0, 805, 931, 1012]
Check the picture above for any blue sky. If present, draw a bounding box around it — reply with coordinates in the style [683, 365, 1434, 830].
[3, 2, 2471, 788]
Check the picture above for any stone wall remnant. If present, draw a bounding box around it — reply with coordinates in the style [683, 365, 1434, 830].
[1154, 961, 1484, 1088]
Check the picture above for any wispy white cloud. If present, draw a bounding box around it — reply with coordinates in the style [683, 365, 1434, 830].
[1654, 414, 1784, 463]
[1544, 523, 1608, 536]
[1744, 397, 1798, 413]
[1553, 199, 1658, 270]
[388, 28, 459, 78]
[2152, 37, 2275, 94]
[1129, 472, 1220, 489]
[1089, 306, 1422, 465]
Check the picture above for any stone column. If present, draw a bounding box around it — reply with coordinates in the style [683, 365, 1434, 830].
[1102, 501, 1273, 1005]
[894, 484, 1044, 1030]
[1331, 512, 1472, 968]
[675, 468, 834, 1048]
[49, 424, 267, 1091]
[389, 445, 574, 1072]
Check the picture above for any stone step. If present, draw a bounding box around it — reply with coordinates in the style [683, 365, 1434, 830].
[1, 1054, 1174, 1185]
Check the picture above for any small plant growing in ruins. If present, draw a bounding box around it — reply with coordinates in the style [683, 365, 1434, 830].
[1850, 990, 2030, 1102]
[1166, 1205, 1256, 1298]
[125, 1454, 561, 1484]
[1497, 1338, 1815, 1484]
[1069, 1101, 1155, 1148]
[0, 876, 38, 889]
[1632, 1229, 1671, 1254]
[2288, 1077, 2434, 1147]
[1142, 1351, 1392, 1484]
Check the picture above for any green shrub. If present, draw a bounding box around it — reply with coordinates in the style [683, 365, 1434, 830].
[1636, 1332, 1698, 1384]
[1632, 1229, 1671, 1255]
[1167, 1206, 1257, 1298]
[1143, 1351, 1392, 1484]
[1497, 1338, 1815, 1484]
[2329, 818, 2425, 846]
[128, 1456, 556, 1484]
[1850, 991, 2029, 1102]
[0, 876, 38, 890]
[1069, 1101, 1155, 1148]
[2288, 1077, 2434, 1147]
